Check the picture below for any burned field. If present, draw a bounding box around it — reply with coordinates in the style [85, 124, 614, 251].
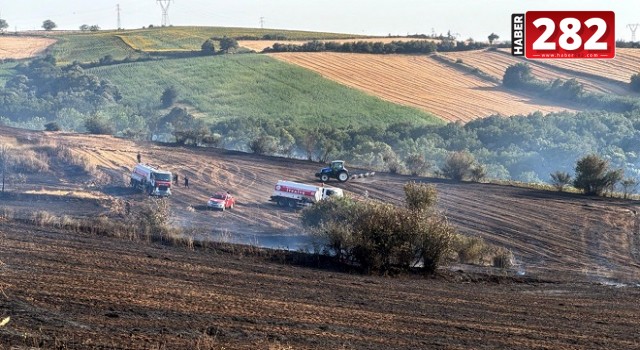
[1, 128, 640, 348]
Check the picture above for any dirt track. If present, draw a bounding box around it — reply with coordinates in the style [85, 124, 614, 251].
[2, 129, 640, 348]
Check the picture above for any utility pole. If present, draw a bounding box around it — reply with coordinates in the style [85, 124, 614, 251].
[628, 23, 639, 42]
[157, 0, 173, 27]
[117, 4, 122, 30]
[260, 17, 265, 29]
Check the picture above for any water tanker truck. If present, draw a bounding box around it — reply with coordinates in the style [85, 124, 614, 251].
[130, 163, 172, 196]
[270, 180, 343, 209]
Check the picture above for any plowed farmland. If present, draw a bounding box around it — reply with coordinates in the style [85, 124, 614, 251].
[2, 128, 640, 349]
[270, 52, 575, 122]
[0, 36, 56, 59]
[442, 49, 632, 95]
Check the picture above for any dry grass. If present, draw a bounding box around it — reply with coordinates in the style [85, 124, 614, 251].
[0, 36, 56, 59]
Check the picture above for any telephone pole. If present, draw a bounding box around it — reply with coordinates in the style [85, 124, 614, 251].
[157, 0, 173, 27]
[260, 17, 265, 29]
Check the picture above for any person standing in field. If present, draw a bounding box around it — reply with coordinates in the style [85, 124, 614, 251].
[184, 176, 189, 188]
[174, 174, 179, 186]
[137, 152, 141, 163]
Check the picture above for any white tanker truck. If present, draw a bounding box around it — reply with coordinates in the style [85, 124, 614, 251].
[130, 163, 172, 197]
[269, 180, 343, 209]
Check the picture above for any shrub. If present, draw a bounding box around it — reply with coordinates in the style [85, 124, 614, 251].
[404, 181, 437, 212]
[503, 63, 533, 87]
[550, 171, 572, 192]
[84, 116, 114, 135]
[248, 135, 277, 155]
[201, 39, 216, 55]
[441, 151, 475, 181]
[303, 182, 456, 274]
[44, 122, 61, 131]
[161, 86, 178, 108]
[470, 164, 486, 182]
[404, 153, 430, 176]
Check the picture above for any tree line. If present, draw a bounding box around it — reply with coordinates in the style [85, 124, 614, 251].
[262, 39, 490, 54]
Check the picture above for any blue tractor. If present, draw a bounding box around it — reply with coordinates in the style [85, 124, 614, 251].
[315, 160, 349, 182]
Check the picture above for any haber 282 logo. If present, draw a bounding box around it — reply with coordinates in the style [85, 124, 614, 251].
[512, 11, 615, 59]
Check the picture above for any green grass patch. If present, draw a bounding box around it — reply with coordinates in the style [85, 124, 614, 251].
[47, 26, 364, 64]
[89, 54, 440, 128]
[49, 33, 143, 65]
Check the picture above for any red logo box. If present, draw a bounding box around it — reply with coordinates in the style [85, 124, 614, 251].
[521, 11, 615, 59]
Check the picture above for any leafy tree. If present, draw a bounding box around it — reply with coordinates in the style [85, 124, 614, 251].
[550, 171, 571, 192]
[201, 39, 216, 55]
[488, 32, 499, 45]
[503, 63, 533, 87]
[79, 24, 89, 31]
[0, 19, 8, 32]
[160, 86, 178, 108]
[89, 25, 100, 32]
[631, 73, 640, 92]
[42, 19, 57, 31]
[220, 36, 239, 52]
[573, 154, 622, 196]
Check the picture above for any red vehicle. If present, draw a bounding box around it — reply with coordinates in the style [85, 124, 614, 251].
[207, 192, 236, 211]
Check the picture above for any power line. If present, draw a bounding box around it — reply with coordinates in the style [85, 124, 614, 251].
[157, 0, 173, 27]
[628, 23, 639, 42]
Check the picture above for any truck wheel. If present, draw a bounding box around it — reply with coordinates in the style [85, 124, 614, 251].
[337, 171, 349, 182]
[320, 174, 329, 182]
[287, 200, 297, 209]
[277, 198, 286, 207]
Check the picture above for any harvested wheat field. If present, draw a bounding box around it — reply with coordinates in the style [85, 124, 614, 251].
[270, 52, 574, 123]
[239, 37, 437, 52]
[442, 49, 632, 95]
[497, 48, 640, 85]
[0, 36, 56, 59]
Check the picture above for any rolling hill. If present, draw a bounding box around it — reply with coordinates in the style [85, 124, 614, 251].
[88, 54, 441, 128]
[269, 52, 577, 122]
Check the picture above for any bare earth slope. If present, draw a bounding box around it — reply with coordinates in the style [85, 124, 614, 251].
[269, 52, 575, 123]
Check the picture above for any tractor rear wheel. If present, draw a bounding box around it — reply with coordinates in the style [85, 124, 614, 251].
[337, 171, 349, 182]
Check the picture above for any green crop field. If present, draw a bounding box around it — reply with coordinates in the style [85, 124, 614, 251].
[89, 54, 440, 128]
[116, 26, 363, 52]
[46, 27, 363, 64]
[50, 33, 143, 65]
